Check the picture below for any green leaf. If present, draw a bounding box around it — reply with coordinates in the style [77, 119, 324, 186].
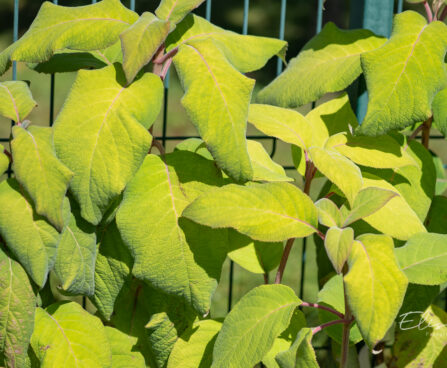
[0, 145, 9, 176]
[0, 81, 36, 123]
[212, 284, 301, 368]
[362, 137, 436, 222]
[333, 133, 417, 169]
[309, 146, 363, 206]
[120, 12, 170, 83]
[359, 174, 426, 240]
[227, 230, 283, 274]
[0, 179, 60, 287]
[173, 38, 254, 182]
[357, 11, 447, 135]
[105, 327, 145, 368]
[426, 195, 447, 234]
[146, 306, 196, 368]
[247, 140, 293, 182]
[112, 280, 195, 367]
[183, 182, 318, 242]
[342, 187, 397, 226]
[394, 305, 447, 367]
[248, 104, 313, 150]
[433, 87, 447, 137]
[305, 94, 358, 148]
[116, 154, 227, 314]
[31, 301, 112, 368]
[262, 310, 307, 368]
[53, 64, 163, 225]
[315, 198, 342, 228]
[344, 234, 408, 347]
[0, 249, 36, 368]
[317, 274, 363, 344]
[175, 138, 213, 160]
[12, 126, 73, 231]
[395, 232, 447, 285]
[433, 156, 447, 195]
[0, 0, 138, 75]
[156, 0, 205, 25]
[92, 220, 133, 320]
[275, 328, 318, 368]
[167, 319, 221, 368]
[258, 22, 385, 107]
[54, 199, 97, 296]
[167, 14, 287, 73]
[325, 227, 354, 274]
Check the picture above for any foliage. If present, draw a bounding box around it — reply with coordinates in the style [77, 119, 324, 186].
[0, 0, 446, 367]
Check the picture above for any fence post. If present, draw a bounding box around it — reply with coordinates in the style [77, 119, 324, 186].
[348, 0, 394, 123]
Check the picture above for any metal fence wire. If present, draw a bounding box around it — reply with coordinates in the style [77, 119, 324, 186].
[4, 0, 447, 362]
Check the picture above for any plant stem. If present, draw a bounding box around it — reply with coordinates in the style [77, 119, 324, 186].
[408, 123, 425, 142]
[275, 238, 294, 284]
[263, 273, 269, 284]
[152, 46, 165, 77]
[312, 319, 348, 335]
[422, 116, 433, 149]
[340, 274, 352, 368]
[300, 301, 345, 319]
[3, 148, 12, 163]
[303, 161, 316, 195]
[440, 5, 447, 21]
[153, 47, 178, 64]
[424, 1, 434, 22]
[152, 139, 166, 155]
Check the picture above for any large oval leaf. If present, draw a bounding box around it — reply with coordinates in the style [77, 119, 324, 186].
[258, 22, 385, 107]
[344, 234, 408, 348]
[0, 0, 138, 75]
[31, 301, 111, 367]
[358, 11, 447, 135]
[53, 64, 163, 225]
[116, 153, 227, 315]
[12, 126, 73, 231]
[174, 38, 254, 182]
[0, 179, 59, 287]
[183, 182, 318, 242]
[0, 249, 36, 368]
[156, 0, 205, 25]
[212, 284, 301, 368]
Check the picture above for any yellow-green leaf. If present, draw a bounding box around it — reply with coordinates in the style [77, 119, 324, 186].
[358, 11, 447, 135]
[31, 301, 112, 368]
[325, 227, 354, 274]
[120, 12, 170, 83]
[12, 126, 73, 231]
[258, 22, 385, 107]
[0, 81, 36, 123]
[344, 234, 408, 348]
[156, 0, 205, 25]
[53, 65, 163, 225]
[248, 140, 293, 182]
[212, 285, 301, 368]
[248, 104, 313, 151]
[183, 182, 318, 242]
[0, 0, 138, 75]
[0, 249, 36, 368]
[174, 38, 254, 182]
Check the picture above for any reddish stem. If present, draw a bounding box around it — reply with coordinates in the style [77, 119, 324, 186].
[263, 273, 269, 284]
[3, 149, 12, 163]
[312, 319, 349, 335]
[275, 238, 294, 284]
[424, 1, 433, 22]
[440, 5, 447, 21]
[422, 116, 433, 149]
[300, 302, 345, 319]
[153, 47, 178, 64]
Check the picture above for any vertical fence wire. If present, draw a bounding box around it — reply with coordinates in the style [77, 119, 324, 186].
[397, 0, 404, 13]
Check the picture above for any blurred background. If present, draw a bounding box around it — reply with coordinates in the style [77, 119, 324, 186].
[0, 0, 442, 365]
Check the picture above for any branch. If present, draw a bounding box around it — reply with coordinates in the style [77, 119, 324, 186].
[300, 301, 345, 319]
[421, 116, 433, 149]
[408, 123, 425, 142]
[275, 238, 295, 284]
[151, 139, 166, 155]
[160, 58, 173, 81]
[440, 5, 447, 21]
[153, 47, 178, 64]
[312, 319, 349, 335]
[424, 1, 433, 22]
[3, 148, 12, 163]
